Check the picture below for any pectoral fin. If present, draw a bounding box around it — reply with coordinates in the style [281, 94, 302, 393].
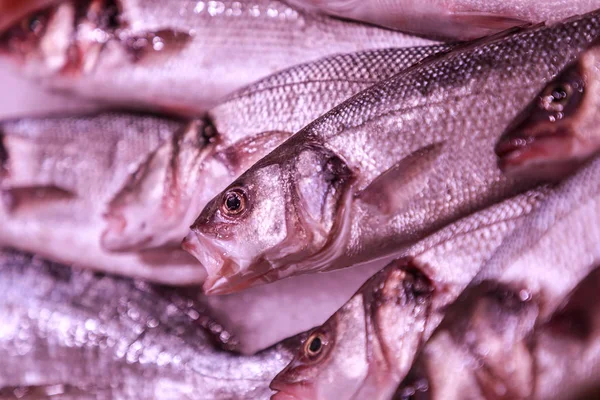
[357, 142, 444, 215]
[216, 131, 293, 174]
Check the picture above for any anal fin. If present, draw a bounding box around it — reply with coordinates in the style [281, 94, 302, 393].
[357, 142, 444, 215]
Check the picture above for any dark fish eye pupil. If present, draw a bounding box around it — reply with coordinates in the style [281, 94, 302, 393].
[309, 336, 322, 354]
[225, 193, 241, 211]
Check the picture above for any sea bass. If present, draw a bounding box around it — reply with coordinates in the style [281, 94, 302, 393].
[397, 267, 600, 400]
[270, 189, 546, 400]
[396, 155, 600, 398]
[286, 0, 600, 40]
[186, 11, 600, 295]
[0, 250, 296, 400]
[0, 113, 209, 285]
[0, 45, 447, 284]
[496, 43, 600, 181]
[0, 0, 435, 114]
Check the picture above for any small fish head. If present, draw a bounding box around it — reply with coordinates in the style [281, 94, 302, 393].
[270, 294, 369, 400]
[185, 142, 355, 294]
[0, 3, 75, 76]
[271, 259, 434, 399]
[496, 44, 600, 181]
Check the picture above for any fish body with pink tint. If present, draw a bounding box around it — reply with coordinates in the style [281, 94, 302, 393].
[396, 155, 600, 400]
[0, 0, 435, 115]
[286, 0, 600, 40]
[270, 187, 546, 399]
[185, 11, 600, 295]
[0, 45, 446, 285]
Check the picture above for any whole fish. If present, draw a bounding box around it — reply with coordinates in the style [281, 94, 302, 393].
[496, 43, 600, 181]
[286, 0, 600, 40]
[185, 12, 600, 295]
[0, 45, 447, 284]
[0, 250, 296, 400]
[0, 0, 435, 114]
[394, 155, 600, 400]
[270, 188, 545, 400]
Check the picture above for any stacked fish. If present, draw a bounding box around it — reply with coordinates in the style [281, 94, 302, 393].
[1, 1, 600, 399]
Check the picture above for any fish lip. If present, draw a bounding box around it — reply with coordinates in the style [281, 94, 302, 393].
[270, 379, 313, 400]
[182, 231, 251, 295]
[495, 126, 572, 170]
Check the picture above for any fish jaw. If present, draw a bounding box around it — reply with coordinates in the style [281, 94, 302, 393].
[182, 230, 262, 295]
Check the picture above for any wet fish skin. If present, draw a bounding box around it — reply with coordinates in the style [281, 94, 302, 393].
[187, 11, 600, 295]
[496, 44, 600, 181]
[0, 112, 209, 285]
[270, 189, 546, 400]
[0, 45, 448, 285]
[396, 155, 600, 400]
[0, 250, 295, 400]
[285, 0, 600, 40]
[0, 0, 435, 114]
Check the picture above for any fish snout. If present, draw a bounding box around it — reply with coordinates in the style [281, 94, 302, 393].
[270, 374, 317, 400]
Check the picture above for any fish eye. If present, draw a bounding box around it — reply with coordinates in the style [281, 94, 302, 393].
[540, 82, 573, 113]
[304, 332, 327, 359]
[221, 188, 247, 217]
[19, 12, 47, 36]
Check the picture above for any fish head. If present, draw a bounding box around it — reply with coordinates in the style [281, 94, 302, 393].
[270, 259, 434, 400]
[184, 140, 355, 294]
[496, 44, 600, 181]
[270, 294, 369, 400]
[0, 2, 75, 75]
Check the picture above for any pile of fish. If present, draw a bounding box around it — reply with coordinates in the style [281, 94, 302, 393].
[1, 0, 600, 399]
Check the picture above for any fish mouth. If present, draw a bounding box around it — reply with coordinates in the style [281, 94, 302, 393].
[182, 231, 270, 295]
[495, 126, 575, 175]
[270, 379, 315, 400]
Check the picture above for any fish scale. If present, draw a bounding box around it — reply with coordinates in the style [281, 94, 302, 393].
[186, 10, 600, 294]
[0, 0, 436, 114]
[0, 250, 294, 399]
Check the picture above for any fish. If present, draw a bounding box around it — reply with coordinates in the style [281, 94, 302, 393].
[0, 0, 61, 32]
[285, 0, 600, 40]
[0, 112, 210, 285]
[0, 45, 448, 284]
[186, 11, 600, 295]
[0, 0, 435, 115]
[394, 155, 600, 400]
[0, 249, 297, 400]
[496, 43, 600, 181]
[396, 266, 600, 400]
[269, 188, 546, 400]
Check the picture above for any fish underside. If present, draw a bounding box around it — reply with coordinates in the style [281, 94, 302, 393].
[0, 0, 436, 114]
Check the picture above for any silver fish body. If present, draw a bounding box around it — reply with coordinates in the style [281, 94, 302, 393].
[0, 113, 208, 285]
[187, 11, 600, 294]
[286, 0, 600, 40]
[0, 250, 295, 400]
[270, 188, 546, 400]
[397, 156, 600, 398]
[0, 45, 447, 285]
[0, 0, 435, 114]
